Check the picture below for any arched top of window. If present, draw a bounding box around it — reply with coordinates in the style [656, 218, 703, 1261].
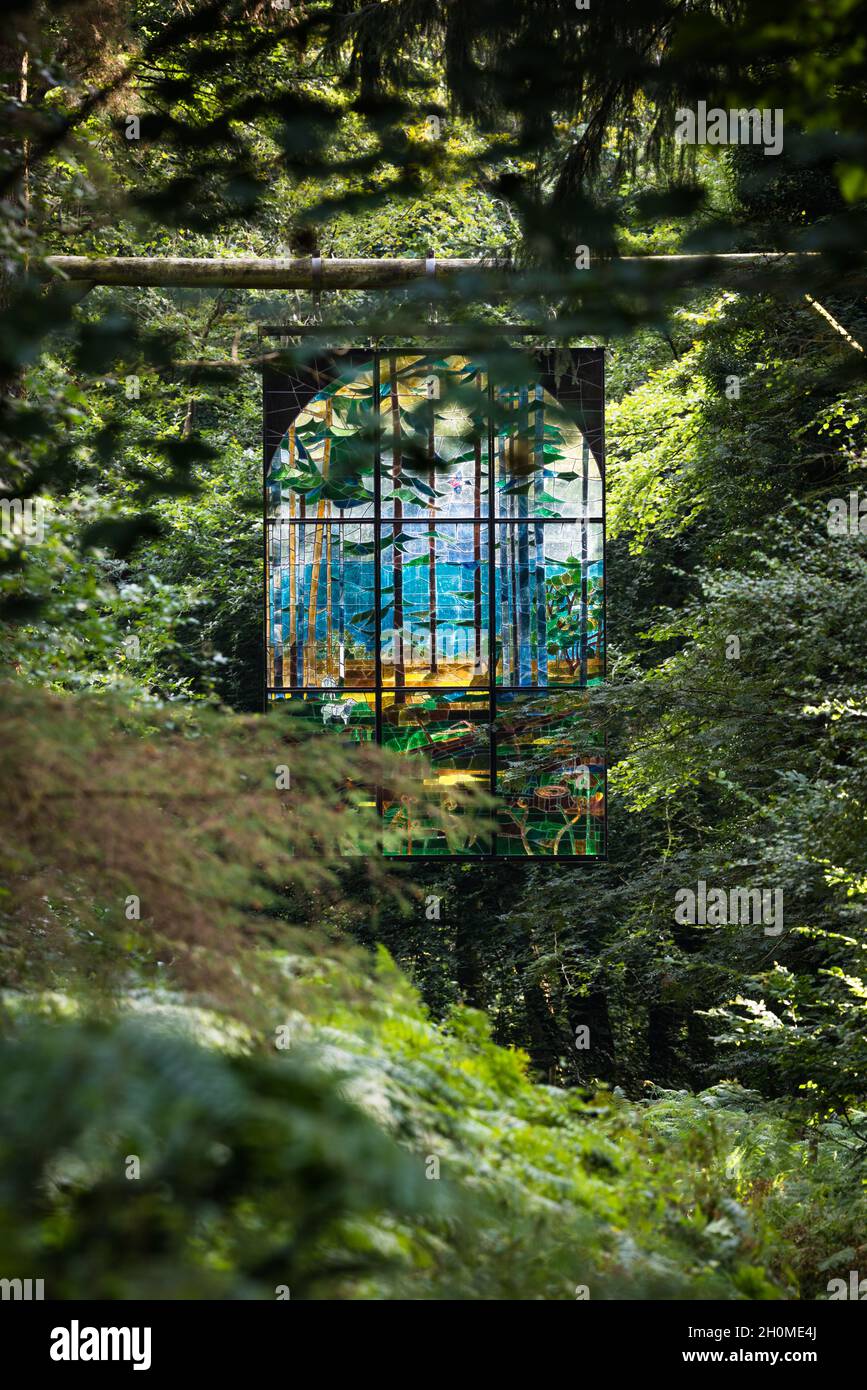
[266, 353, 602, 522]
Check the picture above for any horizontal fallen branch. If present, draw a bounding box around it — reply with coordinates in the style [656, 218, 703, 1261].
[43, 251, 860, 292]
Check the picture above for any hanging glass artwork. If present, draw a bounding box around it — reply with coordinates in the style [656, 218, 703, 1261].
[264, 348, 605, 857]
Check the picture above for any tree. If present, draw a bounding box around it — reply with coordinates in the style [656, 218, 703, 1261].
[389, 355, 406, 697]
[427, 383, 438, 675]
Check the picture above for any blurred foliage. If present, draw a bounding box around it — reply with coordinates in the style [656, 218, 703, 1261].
[0, 988, 839, 1300]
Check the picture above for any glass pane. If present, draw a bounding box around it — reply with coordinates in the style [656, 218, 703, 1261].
[380, 522, 490, 686]
[495, 520, 603, 686]
[267, 521, 377, 689]
[493, 377, 603, 520]
[267, 691, 378, 856]
[380, 354, 490, 519]
[266, 356, 376, 521]
[267, 689, 376, 740]
[494, 692, 605, 856]
[381, 690, 491, 856]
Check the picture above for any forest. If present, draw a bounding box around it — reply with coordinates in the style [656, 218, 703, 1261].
[1, 0, 866, 1311]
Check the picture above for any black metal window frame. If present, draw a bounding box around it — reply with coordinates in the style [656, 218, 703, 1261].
[262, 344, 607, 861]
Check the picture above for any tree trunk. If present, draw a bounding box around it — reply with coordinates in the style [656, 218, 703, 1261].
[304, 399, 332, 683]
[509, 497, 519, 680]
[647, 1002, 680, 1082]
[325, 521, 333, 677]
[427, 407, 438, 675]
[497, 401, 511, 683]
[287, 427, 297, 687]
[454, 915, 483, 1005]
[579, 436, 590, 683]
[516, 386, 532, 683]
[520, 972, 562, 1081]
[45, 252, 847, 292]
[296, 497, 306, 685]
[473, 371, 483, 677]
[337, 515, 345, 684]
[0, 35, 31, 385]
[567, 988, 616, 1080]
[533, 382, 548, 683]
[389, 356, 405, 700]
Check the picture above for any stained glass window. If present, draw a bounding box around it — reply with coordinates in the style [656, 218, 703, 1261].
[264, 348, 605, 858]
